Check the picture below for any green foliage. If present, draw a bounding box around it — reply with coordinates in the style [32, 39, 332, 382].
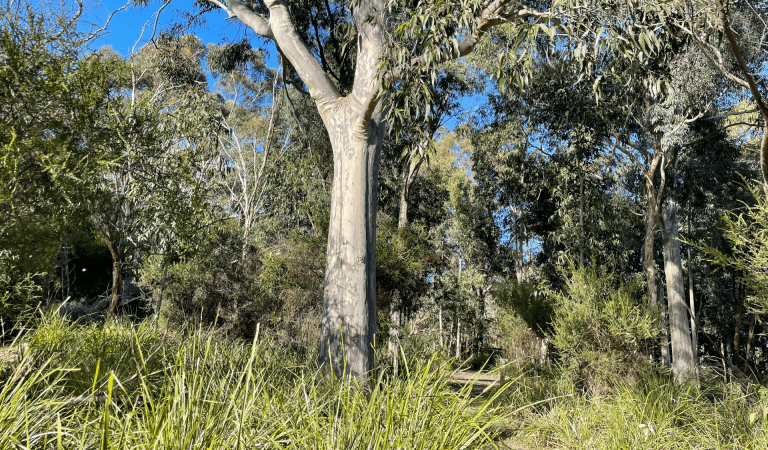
[0, 251, 41, 329]
[551, 263, 658, 394]
[694, 180, 768, 311]
[0, 2, 114, 231]
[496, 279, 554, 336]
[0, 0, 120, 294]
[376, 217, 437, 311]
[4, 318, 507, 449]
[140, 222, 324, 348]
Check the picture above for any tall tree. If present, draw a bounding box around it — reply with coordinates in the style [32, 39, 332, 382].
[88, 38, 220, 315]
[180, 0, 566, 379]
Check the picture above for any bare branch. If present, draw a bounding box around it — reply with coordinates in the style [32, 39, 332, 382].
[228, 0, 340, 102]
[89, 1, 129, 37]
[227, 0, 273, 39]
[206, 0, 235, 18]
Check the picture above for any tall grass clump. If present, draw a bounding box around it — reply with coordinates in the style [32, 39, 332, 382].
[502, 368, 768, 449]
[1, 313, 507, 449]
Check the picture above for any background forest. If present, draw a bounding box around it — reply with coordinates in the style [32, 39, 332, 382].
[2, 0, 768, 448]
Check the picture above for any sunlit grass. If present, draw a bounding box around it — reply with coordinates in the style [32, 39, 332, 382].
[496, 366, 768, 449]
[0, 314, 507, 449]
[6, 314, 768, 449]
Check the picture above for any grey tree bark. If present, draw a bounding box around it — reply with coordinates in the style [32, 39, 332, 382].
[734, 280, 746, 365]
[317, 104, 384, 379]
[745, 314, 756, 372]
[661, 198, 695, 381]
[438, 305, 444, 350]
[688, 247, 698, 375]
[579, 169, 584, 267]
[153, 262, 168, 329]
[389, 306, 400, 376]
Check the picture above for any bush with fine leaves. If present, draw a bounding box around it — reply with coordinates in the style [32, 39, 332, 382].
[551, 264, 658, 394]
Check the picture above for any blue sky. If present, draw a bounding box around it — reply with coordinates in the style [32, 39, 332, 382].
[82, 1, 251, 55]
[81, 1, 479, 129]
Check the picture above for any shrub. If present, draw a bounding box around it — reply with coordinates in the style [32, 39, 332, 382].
[139, 223, 323, 350]
[0, 250, 41, 333]
[494, 278, 554, 371]
[550, 264, 658, 394]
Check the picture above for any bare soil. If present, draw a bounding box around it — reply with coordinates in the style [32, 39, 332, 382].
[448, 369, 502, 399]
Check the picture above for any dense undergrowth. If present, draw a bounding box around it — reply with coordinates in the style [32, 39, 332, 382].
[4, 314, 768, 449]
[493, 363, 768, 449]
[0, 314, 505, 450]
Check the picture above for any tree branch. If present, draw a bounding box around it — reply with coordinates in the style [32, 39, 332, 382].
[260, 0, 340, 101]
[385, 0, 557, 85]
[227, 0, 273, 39]
[715, 0, 768, 118]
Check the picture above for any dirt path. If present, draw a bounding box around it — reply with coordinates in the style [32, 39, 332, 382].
[448, 369, 502, 399]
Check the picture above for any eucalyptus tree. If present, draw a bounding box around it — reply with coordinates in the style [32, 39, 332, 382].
[210, 43, 288, 259]
[135, 0, 681, 378]
[88, 37, 221, 315]
[172, 0, 564, 379]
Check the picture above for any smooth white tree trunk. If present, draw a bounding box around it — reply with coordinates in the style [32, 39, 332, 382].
[317, 105, 384, 379]
[455, 318, 461, 360]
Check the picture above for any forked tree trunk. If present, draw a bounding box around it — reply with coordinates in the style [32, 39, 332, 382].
[397, 154, 424, 228]
[224, 0, 552, 382]
[317, 104, 384, 380]
[101, 229, 123, 317]
[661, 199, 695, 381]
